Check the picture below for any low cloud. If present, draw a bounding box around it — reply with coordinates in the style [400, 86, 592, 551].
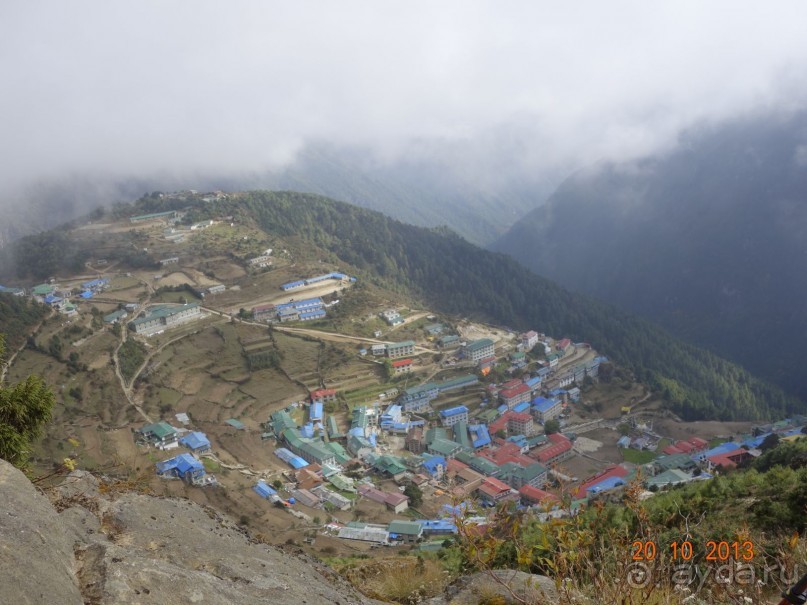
[2, 1, 807, 205]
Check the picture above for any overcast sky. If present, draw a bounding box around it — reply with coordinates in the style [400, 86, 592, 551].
[2, 1, 807, 195]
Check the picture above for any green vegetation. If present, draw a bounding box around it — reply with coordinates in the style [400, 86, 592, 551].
[0, 293, 49, 352]
[445, 456, 807, 604]
[493, 112, 807, 402]
[5, 190, 802, 421]
[620, 448, 656, 464]
[118, 339, 147, 384]
[403, 483, 423, 507]
[0, 334, 55, 467]
[206, 190, 798, 421]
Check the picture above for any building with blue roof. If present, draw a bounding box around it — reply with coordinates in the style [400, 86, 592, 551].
[281, 280, 306, 291]
[275, 448, 309, 469]
[439, 405, 469, 427]
[513, 401, 530, 414]
[310, 401, 323, 422]
[0, 285, 25, 296]
[80, 290, 94, 299]
[82, 278, 109, 290]
[156, 453, 206, 484]
[422, 455, 447, 477]
[469, 424, 491, 449]
[253, 480, 278, 499]
[525, 376, 542, 390]
[586, 475, 626, 495]
[532, 397, 563, 423]
[416, 519, 457, 535]
[380, 404, 403, 429]
[300, 423, 315, 438]
[179, 431, 211, 453]
[697, 442, 743, 460]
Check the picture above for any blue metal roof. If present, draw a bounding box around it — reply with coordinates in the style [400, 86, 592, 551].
[422, 456, 446, 475]
[513, 402, 530, 413]
[253, 480, 277, 499]
[587, 476, 625, 494]
[440, 405, 469, 418]
[469, 424, 491, 448]
[179, 431, 211, 451]
[156, 453, 204, 475]
[80, 291, 94, 299]
[310, 402, 323, 421]
[699, 442, 743, 458]
[532, 397, 558, 413]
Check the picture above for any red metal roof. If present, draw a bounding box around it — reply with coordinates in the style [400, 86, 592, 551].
[531, 434, 573, 464]
[500, 383, 530, 399]
[574, 465, 629, 499]
[310, 388, 336, 398]
[519, 484, 559, 503]
[688, 437, 709, 449]
[479, 476, 511, 495]
[663, 445, 683, 455]
[391, 358, 413, 368]
[707, 449, 751, 469]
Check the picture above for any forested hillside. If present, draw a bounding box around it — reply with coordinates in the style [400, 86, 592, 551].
[493, 110, 807, 400]
[0, 294, 49, 353]
[3, 190, 801, 420]
[213, 191, 797, 421]
[258, 144, 549, 245]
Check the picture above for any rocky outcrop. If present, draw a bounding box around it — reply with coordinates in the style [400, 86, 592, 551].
[0, 461, 378, 605]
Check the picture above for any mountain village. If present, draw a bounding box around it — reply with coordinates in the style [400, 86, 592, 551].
[2, 201, 804, 555]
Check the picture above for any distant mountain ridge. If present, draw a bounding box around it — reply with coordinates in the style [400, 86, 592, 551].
[113, 190, 798, 421]
[3, 189, 799, 420]
[493, 110, 807, 399]
[0, 144, 552, 249]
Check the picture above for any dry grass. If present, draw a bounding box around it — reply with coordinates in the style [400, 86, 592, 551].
[336, 556, 450, 604]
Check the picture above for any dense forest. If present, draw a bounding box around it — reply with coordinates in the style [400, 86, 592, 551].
[3, 190, 802, 421]
[494, 110, 807, 401]
[0, 294, 49, 354]
[219, 191, 798, 421]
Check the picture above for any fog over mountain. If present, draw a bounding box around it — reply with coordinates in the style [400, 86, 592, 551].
[494, 109, 807, 398]
[3, 2, 807, 243]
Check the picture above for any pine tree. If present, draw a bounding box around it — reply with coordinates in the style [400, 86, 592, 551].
[0, 334, 55, 467]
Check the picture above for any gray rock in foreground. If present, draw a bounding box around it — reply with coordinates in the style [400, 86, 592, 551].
[0, 460, 379, 605]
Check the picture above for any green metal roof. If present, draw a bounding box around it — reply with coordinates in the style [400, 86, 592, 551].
[429, 439, 464, 457]
[140, 421, 177, 439]
[32, 284, 54, 295]
[465, 338, 494, 353]
[388, 520, 422, 535]
[646, 469, 691, 487]
[130, 303, 199, 327]
[375, 454, 407, 476]
[453, 420, 470, 448]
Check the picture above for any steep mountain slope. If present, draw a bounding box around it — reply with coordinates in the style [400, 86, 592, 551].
[493, 110, 807, 399]
[96, 189, 799, 421]
[0, 144, 549, 249]
[0, 460, 379, 605]
[259, 144, 550, 245]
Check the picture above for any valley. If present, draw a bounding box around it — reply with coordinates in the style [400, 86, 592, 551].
[1, 195, 785, 563]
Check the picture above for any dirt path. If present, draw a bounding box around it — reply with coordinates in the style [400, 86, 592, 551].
[110, 279, 156, 426]
[0, 313, 52, 383]
[273, 325, 434, 353]
[222, 281, 353, 315]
